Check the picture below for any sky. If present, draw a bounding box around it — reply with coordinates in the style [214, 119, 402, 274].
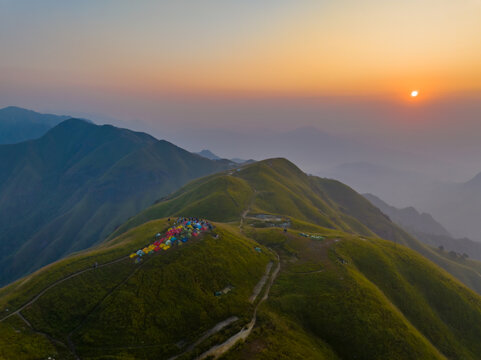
[1, 0, 481, 180]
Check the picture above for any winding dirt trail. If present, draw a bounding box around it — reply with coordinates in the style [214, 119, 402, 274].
[167, 316, 239, 360]
[196, 251, 280, 360]
[1, 194, 279, 360]
[249, 262, 273, 303]
[239, 189, 257, 230]
[0, 256, 129, 323]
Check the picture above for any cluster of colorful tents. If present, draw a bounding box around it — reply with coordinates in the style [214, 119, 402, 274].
[299, 232, 325, 240]
[129, 217, 213, 262]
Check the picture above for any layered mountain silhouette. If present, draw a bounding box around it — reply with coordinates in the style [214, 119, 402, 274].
[2, 159, 481, 359]
[415, 173, 481, 242]
[196, 148, 252, 164]
[0, 119, 232, 286]
[195, 149, 221, 160]
[0, 106, 70, 144]
[364, 193, 451, 237]
[365, 193, 481, 261]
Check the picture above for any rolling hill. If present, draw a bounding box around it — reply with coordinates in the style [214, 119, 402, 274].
[111, 159, 481, 294]
[0, 119, 232, 286]
[2, 159, 481, 359]
[0, 106, 70, 144]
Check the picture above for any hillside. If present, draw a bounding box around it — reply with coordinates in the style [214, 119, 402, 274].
[0, 220, 274, 359]
[225, 226, 481, 360]
[0, 119, 232, 286]
[0, 106, 69, 144]
[365, 193, 481, 261]
[112, 159, 481, 295]
[2, 189, 481, 358]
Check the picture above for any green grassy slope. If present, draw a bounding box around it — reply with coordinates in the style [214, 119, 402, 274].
[112, 159, 377, 239]
[225, 227, 481, 360]
[0, 119, 232, 286]
[0, 219, 272, 359]
[3, 158, 481, 359]
[114, 158, 481, 295]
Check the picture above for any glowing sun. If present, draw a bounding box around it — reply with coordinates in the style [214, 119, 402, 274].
[411, 90, 419, 97]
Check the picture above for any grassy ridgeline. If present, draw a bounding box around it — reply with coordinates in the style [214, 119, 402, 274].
[113, 158, 481, 296]
[0, 221, 272, 359]
[3, 158, 481, 359]
[225, 228, 481, 360]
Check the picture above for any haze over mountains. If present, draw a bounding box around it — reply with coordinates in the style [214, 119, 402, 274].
[364, 194, 481, 261]
[0, 106, 69, 144]
[0, 117, 232, 286]
[2, 108, 481, 359]
[195, 149, 250, 164]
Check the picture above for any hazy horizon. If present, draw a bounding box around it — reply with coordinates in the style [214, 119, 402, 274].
[2, 0, 481, 233]
[2, 0, 481, 185]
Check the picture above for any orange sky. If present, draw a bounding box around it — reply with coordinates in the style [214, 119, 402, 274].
[1, 0, 481, 101]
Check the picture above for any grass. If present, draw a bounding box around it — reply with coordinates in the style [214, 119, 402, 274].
[0, 120, 232, 287]
[0, 316, 61, 360]
[1, 221, 272, 359]
[3, 158, 481, 359]
[225, 226, 481, 359]
[106, 159, 481, 299]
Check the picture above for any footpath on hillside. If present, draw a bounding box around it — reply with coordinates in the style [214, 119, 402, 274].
[0, 217, 214, 360]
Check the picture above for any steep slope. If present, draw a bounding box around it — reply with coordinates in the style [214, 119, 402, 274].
[225, 227, 481, 360]
[2, 159, 481, 359]
[0, 106, 69, 144]
[113, 158, 481, 294]
[0, 220, 273, 360]
[0, 120, 231, 286]
[112, 159, 376, 238]
[365, 193, 481, 261]
[2, 217, 481, 358]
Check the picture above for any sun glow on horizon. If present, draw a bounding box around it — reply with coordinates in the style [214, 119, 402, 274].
[411, 90, 419, 97]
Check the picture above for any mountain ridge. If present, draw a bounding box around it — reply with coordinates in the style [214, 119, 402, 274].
[0, 119, 232, 286]
[0, 106, 71, 144]
[2, 159, 481, 359]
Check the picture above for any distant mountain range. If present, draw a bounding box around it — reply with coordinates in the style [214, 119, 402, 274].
[365, 193, 481, 261]
[364, 193, 451, 237]
[196, 149, 221, 160]
[326, 161, 434, 208]
[413, 175, 481, 242]
[329, 160, 481, 243]
[196, 148, 252, 164]
[0, 118, 232, 286]
[0, 106, 70, 144]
